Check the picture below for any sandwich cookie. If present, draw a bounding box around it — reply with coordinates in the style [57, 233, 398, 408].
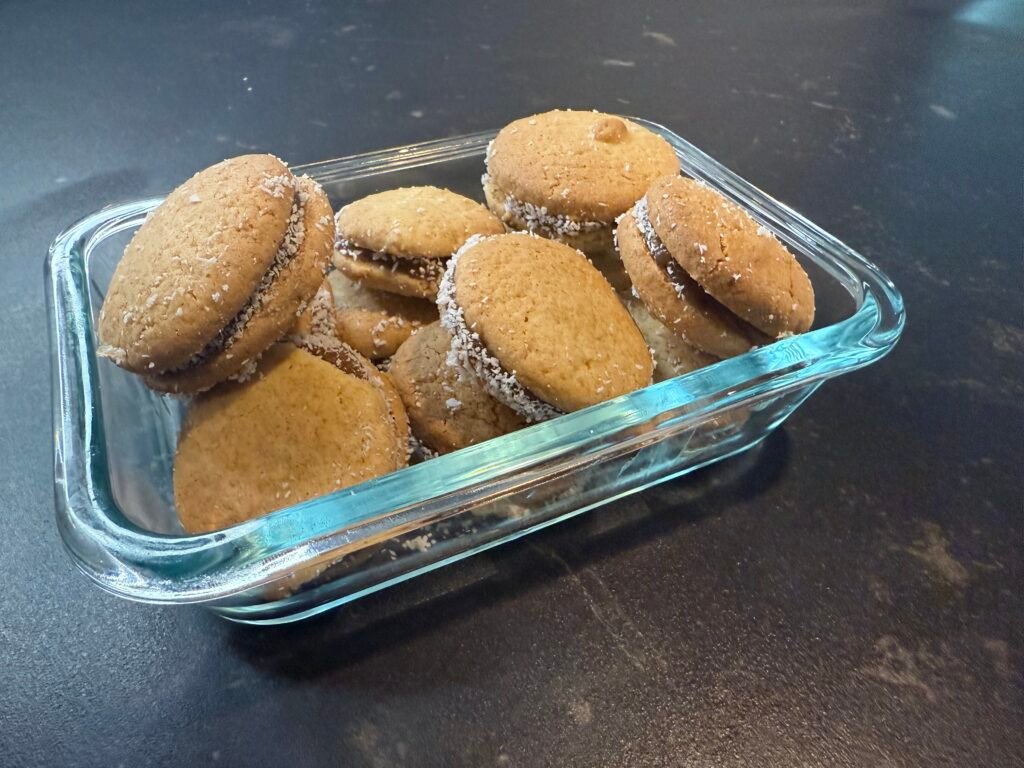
[334, 186, 504, 300]
[174, 341, 408, 533]
[644, 175, 815, 337]
[97, 154, 334, 394]
[389, 321, 525, 455]
[616, 202, 764, 358]
[438, 233, 653, 421]
[626, 300, 717, 382]
[482, 109, 679, 257]
[328, 271, 438, 361]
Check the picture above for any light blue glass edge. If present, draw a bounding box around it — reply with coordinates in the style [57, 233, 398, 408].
[46, 122, 905, 605]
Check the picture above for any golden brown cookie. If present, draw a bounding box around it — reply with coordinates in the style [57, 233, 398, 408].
[626, 300, 717, 382]
[483, 110, 679, 256]
[646, 175, 815, 337]
[616, 206, 765, 358]
[173, 342, 408, 533]
[389, 322, 525, 454]
[438, 233, 653, 420]
[334, 186, 504, 299]
[293, 331, 411, 463]
[146, 175, 334, 393]
[328, 271, 437, 360]
[97, 155, 333, 393]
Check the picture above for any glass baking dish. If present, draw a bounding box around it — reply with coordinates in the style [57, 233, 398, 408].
[46, 119, 904, 624]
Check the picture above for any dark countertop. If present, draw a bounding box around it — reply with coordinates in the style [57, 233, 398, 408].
[1, 1, 1021, 765]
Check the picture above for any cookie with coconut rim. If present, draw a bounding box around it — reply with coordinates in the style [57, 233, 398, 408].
[438, 233, 653, 421]
[334, 186, 504, 300]
[616, 203, 766, 358]
[174, 341, 408, 533]
[482, 109, 679, 257]
[97, 154, 334, 394]
[645, 175, 815, 337]
[389, 321, 525, 455]
[327, 271, 438, 361]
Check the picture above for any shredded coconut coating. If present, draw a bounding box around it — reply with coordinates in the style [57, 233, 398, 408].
[635, 196, 691, 300]
[481, 173, 604, 237]
[437, 235, 563, 424]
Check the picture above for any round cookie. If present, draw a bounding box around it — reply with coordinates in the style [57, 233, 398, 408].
[482, 110, 679, 256]
[616, 205, 764, 358]
[438, 233, 653, 420]
[97, 155, 333, 394]
[646, 175, 815, 337]
[146, 175, 335, 393]
[328, 271, 437, 360]
[389, 322, 525, 454]
[627, 300, 717, 382]
[173, 342, 408, 534]
[334, 186, 504, 299]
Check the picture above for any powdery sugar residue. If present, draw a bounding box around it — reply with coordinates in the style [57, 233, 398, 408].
[437, 235, 563, 424]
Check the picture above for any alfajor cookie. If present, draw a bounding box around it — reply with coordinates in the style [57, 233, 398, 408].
[97, 154, 334, 394]
[617, 204, 765, 358]
[328, 270, 437, 361]
[174, 341, 408, 533]
[626, 300, 717, 382]
[334, 186, 504, 300]
[389, 322, 525, 454]
[438, 233, 653, 421]
[482, 109, 679, 256]
[644, 175, 815, 337]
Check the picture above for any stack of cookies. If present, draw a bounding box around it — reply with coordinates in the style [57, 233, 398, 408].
[96, 109, 815, 540]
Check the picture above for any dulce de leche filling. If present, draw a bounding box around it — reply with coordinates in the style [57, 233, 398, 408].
[437, 235, 563, 423]
[334, 237, 446, 285]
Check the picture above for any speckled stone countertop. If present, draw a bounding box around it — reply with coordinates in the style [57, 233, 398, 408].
[1, 1, 1020, 765]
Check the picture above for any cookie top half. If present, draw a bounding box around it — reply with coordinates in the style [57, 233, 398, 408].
[485, 110, 679, 222]
[440, 233, 653, 415]
[173, 343, 405, 533]
[99, 154, 298, 373]
[336, 186, 503, 260]
[646, 175, 815, 337]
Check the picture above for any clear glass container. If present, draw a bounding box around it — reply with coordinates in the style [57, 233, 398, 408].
[46, 120, 904, 624]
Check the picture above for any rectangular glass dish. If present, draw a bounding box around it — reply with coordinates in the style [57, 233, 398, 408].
[46, 120, 904, 624]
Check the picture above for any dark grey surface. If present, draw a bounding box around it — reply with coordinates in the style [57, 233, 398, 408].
[1, 1, 1021, 765]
